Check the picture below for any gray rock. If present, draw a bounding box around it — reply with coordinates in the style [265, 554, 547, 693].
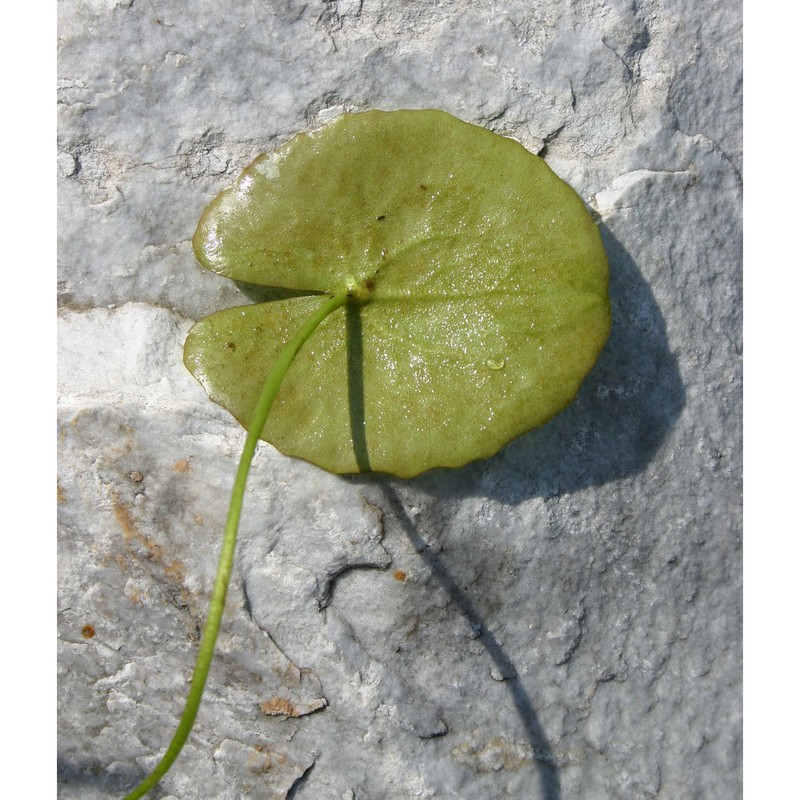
[58, 1, 741, 798]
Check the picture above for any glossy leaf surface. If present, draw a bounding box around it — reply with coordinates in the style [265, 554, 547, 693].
[185, 110, 610, 477]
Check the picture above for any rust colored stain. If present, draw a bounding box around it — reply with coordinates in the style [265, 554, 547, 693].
[57, 482, 66, 504]
[111, 493, 186, 584]
[114, 498, 140, 541]
[81, 624, 96, 639]
[260, 697, 299, 717]
[173, 458, 192, 473]
[113, 497, 160, 556]
[392, 569, 407, 582]
[164, 559, 187, 584]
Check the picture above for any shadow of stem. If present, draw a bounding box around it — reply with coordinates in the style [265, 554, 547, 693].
[346, 302, 371, 472]
[378, 484, 562, 800]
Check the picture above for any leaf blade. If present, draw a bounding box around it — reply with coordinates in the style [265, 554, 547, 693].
[188, 109, 611, 477]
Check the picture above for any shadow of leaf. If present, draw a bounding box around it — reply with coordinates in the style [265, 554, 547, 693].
[405, 224, 684, 503]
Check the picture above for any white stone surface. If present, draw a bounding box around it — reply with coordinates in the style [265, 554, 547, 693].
[58, 1, 742, 798]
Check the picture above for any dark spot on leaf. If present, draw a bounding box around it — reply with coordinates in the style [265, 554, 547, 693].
[419, 183, 428, 191]
[225, 341, 236, 350]
[376, 214, 386, 221]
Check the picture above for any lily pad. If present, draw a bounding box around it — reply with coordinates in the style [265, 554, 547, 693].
[185, 109, 610, 478]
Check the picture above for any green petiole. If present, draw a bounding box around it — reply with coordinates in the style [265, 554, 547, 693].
[123, 289, 350, 800]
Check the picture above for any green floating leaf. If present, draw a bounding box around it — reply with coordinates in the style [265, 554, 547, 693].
[185, 109, 610, 478]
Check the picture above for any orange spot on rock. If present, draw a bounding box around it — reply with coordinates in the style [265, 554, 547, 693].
[260, 698, 299, 717]
[173, 458, 192, 473]
[81, 624, 96, 639]
[393, 569, 407, 582]
[164, 559, 186, 584]
[113, 497, 143, 545]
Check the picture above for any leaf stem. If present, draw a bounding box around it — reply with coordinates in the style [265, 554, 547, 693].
[122, 290, 349, 800]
